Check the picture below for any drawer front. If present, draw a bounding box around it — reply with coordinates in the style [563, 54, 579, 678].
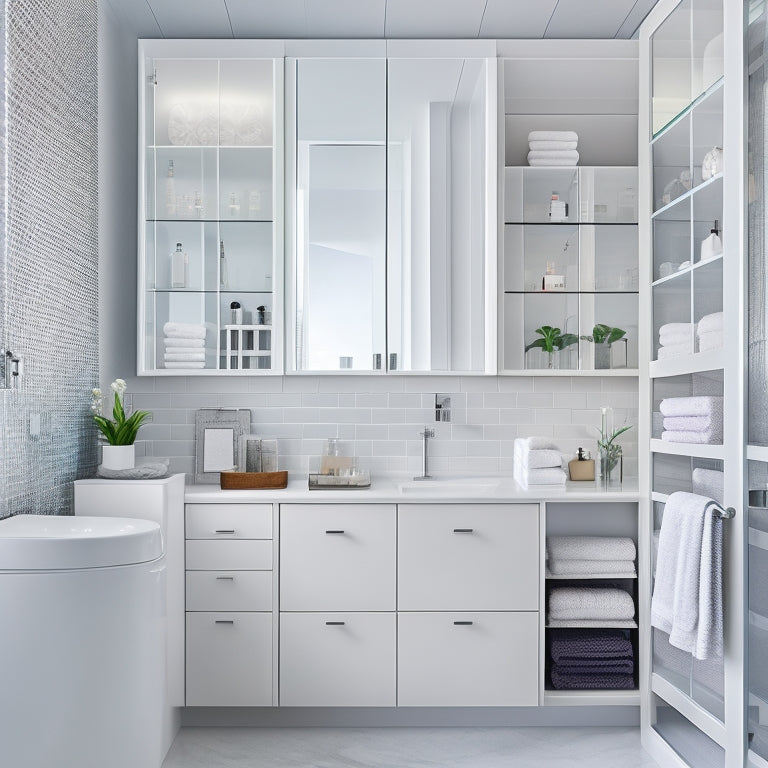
[279, 612, 396, 707]
[186, 539, 272, 571]
[280, 504, 396, 611]
[186, 612, 272, 706]
[186, 571, 272, 612]
[397, 611, 539, 706]
[186, 503, 272, 539]
[398, 503, 539, 610]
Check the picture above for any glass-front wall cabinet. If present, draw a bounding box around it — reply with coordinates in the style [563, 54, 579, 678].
[139, 43, 282, 374]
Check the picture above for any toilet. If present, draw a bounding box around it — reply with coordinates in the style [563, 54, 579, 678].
[0, 514, 165, 768]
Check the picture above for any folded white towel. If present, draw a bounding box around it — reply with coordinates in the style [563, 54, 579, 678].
[528, 149, 580, 162]
[515, 464, 567, 485]
[659, 328, 696, 347]
[659, 321, 696, 338]
[528, 156, 579, 167]
[164, 352, 206, 362]
[698, 330, 723, 352]
[662, 415, 721, 432]
[547, 536, 637, 562]
[692, 468, 725, 506]
[163, 361, 205, 369]
[528, 130, 579, 143]
[522, 436, 558, 450]
[657, 343, 691, 360]
[163, 346, 206, 356]
[163, 322, 207, 339]
[164, 337, 205, 348]
[659, 396, 723, 418]
[697, 311, 724, 333]
[548, 587, 635, 621]
[513, 439, 562, 469]
[548, 559, 636, 576]
[528, 139, 578, 151]
[651, 491, 723, 659]
[661, 429, 722, 445]
[547, 618, 638, 629]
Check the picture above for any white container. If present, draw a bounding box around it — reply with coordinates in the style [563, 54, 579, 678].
[171, 242, 188, 288]
[0, 515, 165, 768]
[101, 443, 135, 470]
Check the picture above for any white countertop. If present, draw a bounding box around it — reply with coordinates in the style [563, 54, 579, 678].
[184, 475, 640, 504]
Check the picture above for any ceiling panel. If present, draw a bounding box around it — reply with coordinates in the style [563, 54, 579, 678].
[104, 0, 162, 37]
[146, 0, 233, 38]
[305, 0, 386, 38]
[480, 0, 558, 39]
[226, 0, 307, 38]
[545, 0, 638, 38]
[384, 0, 487, 38]
[616, 0, 659, 38]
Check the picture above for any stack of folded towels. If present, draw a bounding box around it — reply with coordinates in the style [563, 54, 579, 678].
[163, 322, 207, 369]
[513, 437, 566, 489]
[546, 536, 637, 578]
[549, 629, 635, 690]
[527, 130, 579, 167]
[660, 395, 723, 444]
[657, 322, 695, 360]
[547, 585, 636, 628]
[697, 311, 723, 352]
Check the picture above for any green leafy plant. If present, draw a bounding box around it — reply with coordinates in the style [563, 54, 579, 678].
[590, 407, 632, 475]
[525, 325, 579, 354]
[90, 379, 151, 446]
[581, 323, 627, 345]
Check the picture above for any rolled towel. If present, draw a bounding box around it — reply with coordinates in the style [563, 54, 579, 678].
[697, 311, 724, 333]
[163, 361, 205, 369]
[164, 352, 206, 362]
[698, 330, 723, 352]
[164, 337, 205, 348]
[550, 668, 635, 690]
[661, 429, 722, 445]
[548, 559, 636, 576]
[552, 660, 634, 675]
[528, 139, 578, 151]
[163, 322, 206, 339]
[659, 396, 723, 418]
[528, 130, 579, 143]
[549, 629, 633, 662]
[547, 536, 637, 562]
[528, 150, 579, 164]
[692, 468, 725, 506]
[659, 322, 696, 344]
[514, 464, 567, 486]
[657, 344, 691, 360]
[548, 587, 635, 621]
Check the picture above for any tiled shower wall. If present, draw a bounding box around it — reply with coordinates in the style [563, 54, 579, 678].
[128, 374, 639, 479]
[0, 0, 99, 516]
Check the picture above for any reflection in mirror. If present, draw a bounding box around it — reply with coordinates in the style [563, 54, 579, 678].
[387, 58, 491, 372]
[295, 59, 386, 372]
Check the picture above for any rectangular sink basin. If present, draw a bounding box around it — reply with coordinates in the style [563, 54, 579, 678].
[396, 477, 501, 496]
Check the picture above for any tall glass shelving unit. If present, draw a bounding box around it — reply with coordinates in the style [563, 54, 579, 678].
[639, 0, 747, 767]
[138, 41, 283, 375]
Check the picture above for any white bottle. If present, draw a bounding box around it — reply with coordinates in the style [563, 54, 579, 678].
[165, 161, 176, 217]
[549, 191, 567, 222]
[700, 220, 723, 262]
[171, 242, 188, 288]
[248, 189, 262, 219]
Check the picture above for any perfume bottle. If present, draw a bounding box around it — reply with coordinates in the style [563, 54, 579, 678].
[248, 189, 262, 219]
[165, 160, 176, 217]
[549, 191, 568, 222]
[171, 242, 188, 288]
[219, 240, 229, 289]
[229, 192, 240, 218]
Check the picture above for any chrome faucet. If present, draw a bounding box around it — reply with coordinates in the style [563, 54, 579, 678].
[414, 427, 435, 480]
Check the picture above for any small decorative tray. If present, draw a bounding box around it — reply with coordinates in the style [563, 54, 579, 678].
[220, 470, 288, 490]
[308, 472, 371, 490]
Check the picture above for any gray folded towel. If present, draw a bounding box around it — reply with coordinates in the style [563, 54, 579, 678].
[548, 559, 636, 576]
[548, 587, 635, 621]
[547, 536, 636, 562]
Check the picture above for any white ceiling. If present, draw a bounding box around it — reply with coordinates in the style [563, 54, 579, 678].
[107, 0, 659, 40]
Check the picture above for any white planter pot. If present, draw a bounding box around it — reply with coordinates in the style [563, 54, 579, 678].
[102, 444, 135, 471]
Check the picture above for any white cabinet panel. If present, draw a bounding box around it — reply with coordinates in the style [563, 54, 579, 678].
[186, 611, 272, 706]
[398, 612, 539, 707]
[398, 504, 539, 610]
[186, 539, 272, 571]
[185, 503, 272, 539]
[279, 612, 396, 707]
[280, 504, 396, 611]
[186, 570, 272, 612]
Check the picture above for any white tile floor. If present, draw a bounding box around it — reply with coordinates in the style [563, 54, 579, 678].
[162, 726, 662, 767]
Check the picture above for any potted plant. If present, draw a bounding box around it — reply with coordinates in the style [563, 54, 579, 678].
[580, 324, 626, 369]
[90, 379, 151, 470]
[525, 325, 579, 369]
[590, 406, 632, 487]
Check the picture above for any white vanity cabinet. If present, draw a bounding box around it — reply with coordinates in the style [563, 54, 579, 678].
[184, 503, 274, 706]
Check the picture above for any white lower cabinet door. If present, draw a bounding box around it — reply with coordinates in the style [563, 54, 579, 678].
[186, 612, 272, 706]
[186, 571, 272, 612]
[279, 613, 396, 706]
[397, 612, 539, 706]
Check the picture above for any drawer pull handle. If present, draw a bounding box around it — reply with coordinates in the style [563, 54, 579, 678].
[325, 621, 345, 626]
[453, 528, 474, 533]
[325, 530, 345, 534]
[215, 576, 235, 581]
[215, 620, 235, 625]
[214, 529, 236, 534]
[453, 621, 474, 626]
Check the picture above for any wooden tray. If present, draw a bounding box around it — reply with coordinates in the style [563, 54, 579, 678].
[220, 470, 288, 490]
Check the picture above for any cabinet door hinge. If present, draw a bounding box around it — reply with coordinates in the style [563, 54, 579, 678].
[147, 69, 157, 86]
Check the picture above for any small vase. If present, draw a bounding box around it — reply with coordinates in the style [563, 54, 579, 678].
[546, 350, 560, 370]
[101, 444, 135, 471]
[599, 444, 622, 488]
[594, 342, 612, 370]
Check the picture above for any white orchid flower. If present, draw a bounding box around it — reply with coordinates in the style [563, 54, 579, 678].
[110, 378, 127, 395]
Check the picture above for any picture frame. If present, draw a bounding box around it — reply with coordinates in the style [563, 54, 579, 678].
[194, 408, 251, 484]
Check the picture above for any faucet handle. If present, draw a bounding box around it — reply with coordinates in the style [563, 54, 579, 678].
[421, 427, 435, 438]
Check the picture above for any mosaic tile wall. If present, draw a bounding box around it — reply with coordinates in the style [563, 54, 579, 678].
[0, 0, 99, 517]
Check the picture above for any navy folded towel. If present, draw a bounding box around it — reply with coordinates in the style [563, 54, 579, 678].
[550, 629, 633, 663]
[551, 668, 635, 690]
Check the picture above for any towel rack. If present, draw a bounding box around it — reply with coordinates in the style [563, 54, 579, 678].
[711, 503, 736, 519]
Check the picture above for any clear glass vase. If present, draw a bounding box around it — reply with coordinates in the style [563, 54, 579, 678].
[599, 443, 623, 488]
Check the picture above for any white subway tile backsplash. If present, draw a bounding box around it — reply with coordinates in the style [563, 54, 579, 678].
[355, 393, 389, 408]
[339, 393, 356, 407]
[467, 440, 500, 457]
[601, 377, 639, 392]
[466, 408, 500, 425]
[301, 393, 340, 407]
[498, 377, 534, 392]
[248, 377, 284, 393]
[404, 375, 460, 392]
[483, 392, 516, 408]
[452, 424, 484, 440]
[535, 408, 572, 425]
[170, 424, 196, 441]
[460, 376, 498, 392]
[132, 393, 172, 409]
[356, 424, 389, 440]
[217, 393, 263, 408]
[554, 392, 588, 410]
[483, 425, 514, 441]
[266, 393, 302, 407]
[499, 408, 535, 424]
[388, 393, 422, 408]
[517, 393, 554, 409]
[303, 424, 339, 439]
[533, 376, 573, 393]
[283, 408, 319, 424]
[172, 393, 218, 408]
[282, 376, 320, 393]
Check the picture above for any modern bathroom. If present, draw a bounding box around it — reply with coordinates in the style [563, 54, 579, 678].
[0, 0, 763, 766]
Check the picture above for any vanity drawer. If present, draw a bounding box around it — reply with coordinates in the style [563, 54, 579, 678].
[280, 504, 396, 611]
[186, 571, 273, 612]
[398, 503, 539, 610]
[186, 539, 272, 571]
[185, 503, 272, 539]
[279, 612, 396, 707]
[186, 611, 272, 706]
[397, 611, 539, 707]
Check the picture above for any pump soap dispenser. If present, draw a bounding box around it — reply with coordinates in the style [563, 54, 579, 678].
[568, 447, 595, 481]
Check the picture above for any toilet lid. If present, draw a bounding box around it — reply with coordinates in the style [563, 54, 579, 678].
[0, 514, 163, 570]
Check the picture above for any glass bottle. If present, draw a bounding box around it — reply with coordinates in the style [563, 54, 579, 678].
[219, 240, 229, 289]
[164, 160, 176, 217]
[171, 242, 188, 288]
